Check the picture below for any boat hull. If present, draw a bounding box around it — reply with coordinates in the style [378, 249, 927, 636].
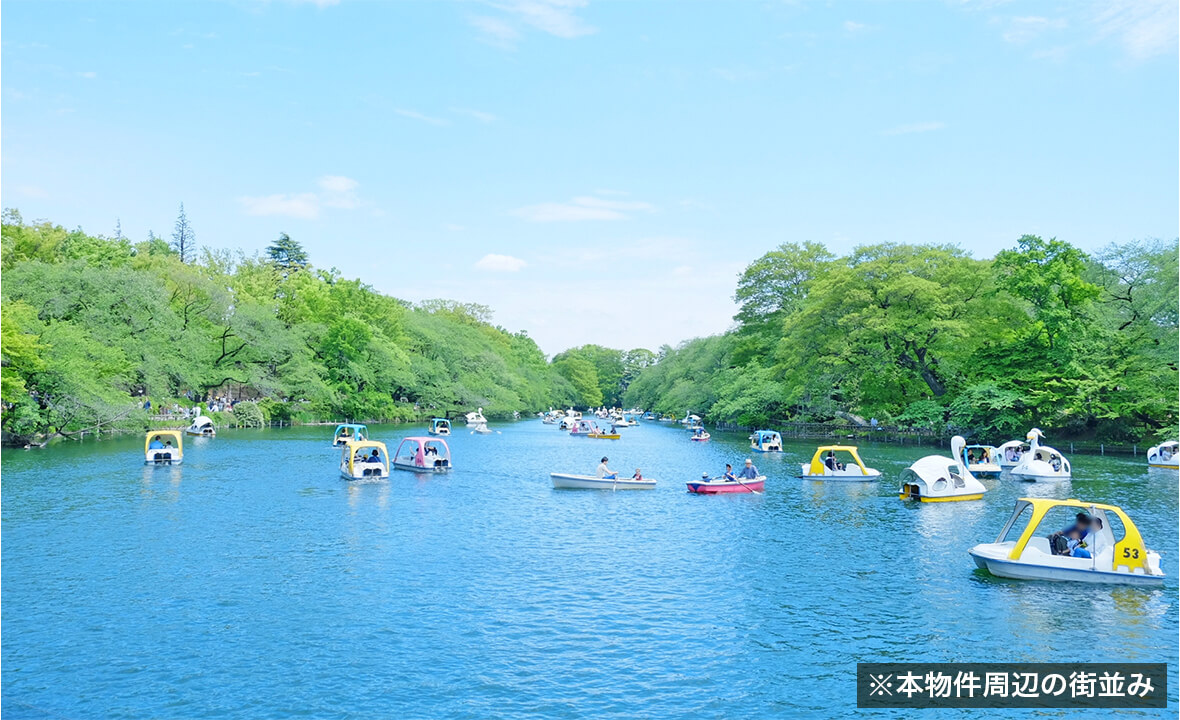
[550, 473, 655, 490]
[969, 552, 1164, 586]
[184, 429, 215, 437]
[686, 476, 765, 494]
[799, 468, 881, 482]
[392, 461, 452, 473]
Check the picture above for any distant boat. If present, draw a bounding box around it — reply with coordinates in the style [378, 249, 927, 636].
[184, 415, 215, 437]
[749, 431, 782, 453]
[898, 436, 986, 502]
[798, 445, 880, 481]
[332, 423, 368, 447]
[144, 430, 183, 465]
[392, 437, 453, 473]
[339, 440, 389, 480]
[686, 475, 765, 494]
[963, 444, 1001, 478]
[995, 440, 1029, 468]
[550, 473, 655, 490]
[428, 418, 451, 436]
[1146, 441, 1178, 470]
[1009, 428, 1071, 481]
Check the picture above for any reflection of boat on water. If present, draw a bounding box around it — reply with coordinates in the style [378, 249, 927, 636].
[1009, 428, 1071, 482]
[798, 445, 880, 481]
[550, 473, 655, 490]
[686, 475, 765, 494]
[392, 437, 452, 473]
[332, 423, 368, 447]
[749, 430, 782, 453]
[1146, 441, 1178, 470]
[969, 498, 1164, 586]
[428, 418, 451, 436]
[963, 444, 1001, 478]
[184, 415, 216, 437]
[144, 430, 183, 465]
[899, 436, 986, 502]
[470, 422, 492, 434]
[339, 440, 390, 480]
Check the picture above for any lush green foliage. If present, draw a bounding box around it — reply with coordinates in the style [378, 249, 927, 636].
[0, 211, 576, 440]
[624, 236, 1179, 442]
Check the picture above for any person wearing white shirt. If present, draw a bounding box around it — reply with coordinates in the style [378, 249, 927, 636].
[596, 457, 617, 479]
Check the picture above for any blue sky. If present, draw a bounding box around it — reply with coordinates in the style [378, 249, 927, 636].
[3, 0, 1177, 354]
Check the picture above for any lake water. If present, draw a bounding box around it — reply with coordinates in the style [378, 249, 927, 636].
[3, 421, 1177, 718]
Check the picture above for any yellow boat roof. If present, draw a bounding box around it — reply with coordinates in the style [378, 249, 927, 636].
[1017, 497, 1128, 514]
[815, 445, 860, 453]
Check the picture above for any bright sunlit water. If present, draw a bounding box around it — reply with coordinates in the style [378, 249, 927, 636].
[3, 421, 1177, 718]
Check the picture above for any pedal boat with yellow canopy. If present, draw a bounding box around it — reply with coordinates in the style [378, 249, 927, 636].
[340, 440, 390, 481]
[144, 430, 183, 465]
[969, 498, 1164, 585]
[797, 445, 880, 480]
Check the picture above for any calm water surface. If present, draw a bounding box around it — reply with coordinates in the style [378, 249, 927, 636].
[3, 421, 1177, 718]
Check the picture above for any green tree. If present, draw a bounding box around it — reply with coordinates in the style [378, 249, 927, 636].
[266, 232, 310, 272]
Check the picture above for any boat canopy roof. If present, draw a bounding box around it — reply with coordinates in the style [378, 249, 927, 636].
[808, 445, 871, 474]
[754, 430, 781, 440]
[334, 423, 368, 434]
[996, 440, 1028, 449]
[396, 436, 451, 456]
[341, 440, 389, 473]
[999, 498, 1151, 574]
[191, 415, 213, 426]
[431, 417, 450, 425]
[964, 443, 994, 450]
[145, 430, 183, 451]
[344, 439, 388, 453]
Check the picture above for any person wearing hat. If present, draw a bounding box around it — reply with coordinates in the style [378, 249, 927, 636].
[596, 456, 617, 479]
[738, 458, 760, 479]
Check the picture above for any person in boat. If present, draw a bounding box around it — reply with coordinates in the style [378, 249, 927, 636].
[368, 449, 381, 463]
[164, 440, 174, 449]
[149, 436, 165, 450]
[1050, 513, 1091, 555]
[596, 457, 617, 480]
[738, 459, 760, 479]
[1065, 529, 1091, 558]
[722, 464, 736, 482]
[1050, 455, 1062, 472]
[824, 451, 842, 471]
[632, 469, 643, 481]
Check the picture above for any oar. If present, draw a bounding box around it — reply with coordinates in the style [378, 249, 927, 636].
[728, 473, 763, 495]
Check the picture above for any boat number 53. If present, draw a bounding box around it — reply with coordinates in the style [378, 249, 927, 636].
[1122, 547, 1141, 559]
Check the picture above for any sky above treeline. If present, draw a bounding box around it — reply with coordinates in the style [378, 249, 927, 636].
[2, 0, 1177, 355]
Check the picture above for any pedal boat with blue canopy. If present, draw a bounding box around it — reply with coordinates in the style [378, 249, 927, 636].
[750, 430, 782, 452]
[144, 430, 183, 465]
[428, 418, 451, 436]
[392, 437, 453, 473]
[332, 423, 368, 447]
[340, 440, 390, 480]
[968, 498, 1164, 585]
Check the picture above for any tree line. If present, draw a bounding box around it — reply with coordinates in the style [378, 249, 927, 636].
[0, 210, 586, 442]
[621, 236, 1178, 443]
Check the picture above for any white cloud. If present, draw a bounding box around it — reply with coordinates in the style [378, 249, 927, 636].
[512, 194, 655, 222]
[78, 71, 97, 79]
[843, 20, 870, 34]
[13, 185, 49, 199]
[880, 121, 946, 136]
[239, 193, 321, 219]
[470, 16, 521, 48]
[451, 107, 497, 123]
[1002, 16, 1067, 44]
[395, 109, 450, 126]
[239, 175, 362, 219]
[476, 253, 528, 272]
[1092, 0, 1178, 60]
[471, 1, 595, 47]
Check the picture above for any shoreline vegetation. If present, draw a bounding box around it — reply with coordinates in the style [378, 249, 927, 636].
[2, 209, 1176, 447]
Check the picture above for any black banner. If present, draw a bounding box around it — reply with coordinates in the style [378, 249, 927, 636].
[857, 663, 1167, 709]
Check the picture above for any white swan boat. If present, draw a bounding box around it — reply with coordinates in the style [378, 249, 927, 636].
[550, 473, 656, 490]
[465, 407, 488, 425]
[1147, 441, 1178, 470]
[184, 415, 216, 437]
[898, 436, 986, 502]
[995, 440, 1029, 468]
[1009, 428, 1071, 481]
[969, 498, 1164, 585]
